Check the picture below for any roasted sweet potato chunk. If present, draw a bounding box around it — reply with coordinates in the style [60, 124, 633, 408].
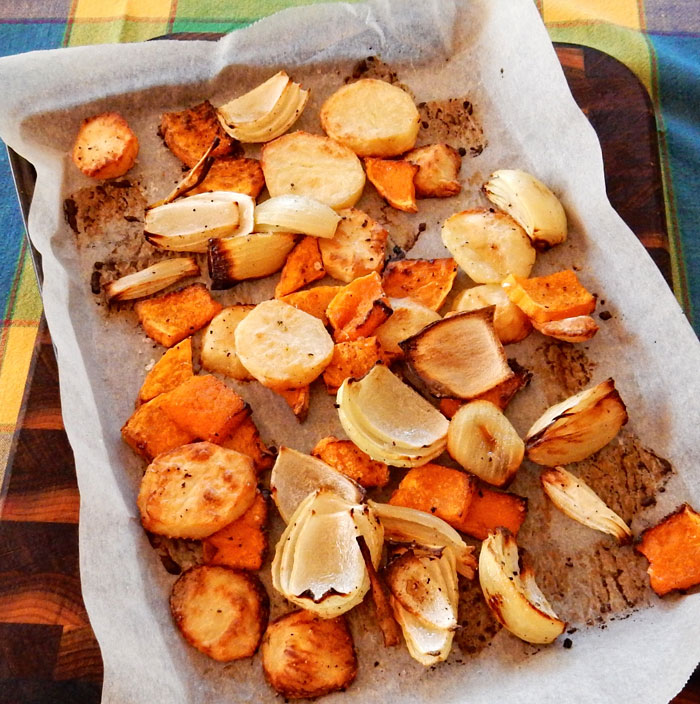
[382, 258, 457, 311]
[135, 283, 222, 348]
[454, 484, 528, 540]
[279, 286, 342, 326]
[274, 236, 325, 298]
[170, 565, 268, 661]
[72, 112, 139, 180]
[188, 156, 265, 198]
[160, 100, 237, 168]
[364, 157, 418, 212]
[273, 386, 311, 423]
[404, 143, 461, 198]
[312, 436, 390, 488]
[219, 416, 275, 473]
[122, 392, 195, 461]
[636, 504, 700, 596]
[137, 338, 193, 405]
[203, 492, 269, 571]
[322, 337, 384, 394]
[502, 270, 596, 324]
[326, 272, 392, 342]
[262, 610, 357, 699]
[389, 463, 477, 527]
[158, 374, 249, 443]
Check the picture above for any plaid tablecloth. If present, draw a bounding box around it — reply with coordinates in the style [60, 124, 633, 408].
[0, 0, 698, 485]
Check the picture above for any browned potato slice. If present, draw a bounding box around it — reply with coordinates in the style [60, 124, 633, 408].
[72, 112, 139, 180]
[160, 101, 237, 167]
[137, 441, 256, 539]
[188, 156, 265, 199]
[170, 565, 268, 661]
[261, 610, 357, 699]
[319, 208, 388, 283]
[404, 143, 461, 198]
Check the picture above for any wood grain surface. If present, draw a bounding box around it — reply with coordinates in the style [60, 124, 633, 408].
[0, 44, 697, 704]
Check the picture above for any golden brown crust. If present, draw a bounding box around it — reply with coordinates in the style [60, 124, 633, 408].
[261, 610, 357, 699]
[159, 101, 238, 167]
[170, 565, 268, 661]
[404, 143, 462, 198]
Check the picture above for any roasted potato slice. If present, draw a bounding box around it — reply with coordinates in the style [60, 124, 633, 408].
[274, 236, 325, 298]
[137, 337, 193, 405]
[261, 610, 357, 699]
[382, 258, 457, 311]
[138, 441, 256, 539]
[261, 130, 366, 209]
[322, 336, 384, 394]
[200, 305, 255, 381]
[159, 100, 237, 167]
[374, 297, 441, 358]
[134, 283, 222, 347]
[72, 111, 138, 179]
[312, 436, 390, 488]
[318, 208, 388, 283]
[404, 143, 461, 198]
[170, 565, 268, 661]
[364, 157, 418, 213]
[188, 156, 265, 198]
[321, 78, 420, 157]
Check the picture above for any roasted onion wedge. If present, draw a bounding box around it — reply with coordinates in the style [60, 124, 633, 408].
[483, 169, 567, 250]
[392, 598, 454, 666]
[526, 379, 628, 466]
[541, 466, 632, 543]
[104, 257, 199, 301]
[218, 71, 290, 126]
[532, 315, 599, 343]
[270, 446, 365, 523]
[271, 490, 383, 617]
[479, 528, 566, 644]
[145, 191, 254, 252]
[401, 309, 514, 399]
[254, 194, 340, 238]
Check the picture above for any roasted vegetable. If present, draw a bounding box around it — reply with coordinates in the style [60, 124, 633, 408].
[312, 436, 390, 489]
[326, 271, 393, 342]
[364, 157, 418, 212]
[404, 143, 461, 198]
[202, 491, 269, 571]
[533, 315, 599, 343]
[219, 416, 275, 474]
[234, 299, 334, 389]
[441, 209, 536, 284]
[455, 484, 528, 540]
[170, 565, 268, 661]
[272, 385, 311, 422]
[502, 270, 596, 323]
[321, 78, 420, 157]
[389, 463, 477, 527]
[374, 297, 441, 357]
[188, 156, 265, 198]
[200, 305, 255, 381]
[274, 235, 325, 298]
[261, 610, 357, 699]
[279, 285, 342, 326]
[381, 258, 458, 312]
[541, 466, 632, 543]
[105, 257, 200, 302]
[160, 100, 236, 167]
[137, 337, 193, 405]
[400, 309, 514, 399]
[72, 111, 139, 179]
[525, 378, 628, 466]
[447, 400, 524, 487]
[262, 130, 366, 209]
[636, 504, 700, 596]
[254, 194, 340, 238]
[318, 208, 388, 283]
[479, 528, 566, 644]
[138, 441, 256, 539]
[322, 336, 384, 394]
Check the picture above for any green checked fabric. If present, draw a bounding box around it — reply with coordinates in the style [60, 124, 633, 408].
[0, 0, 699, 487]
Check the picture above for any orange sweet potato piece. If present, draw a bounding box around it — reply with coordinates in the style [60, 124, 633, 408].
[322, 337, 384, 394]
[137, 338, 193, 405]
[312, 436, 390, 488]
[455, 485, 528, 540]
[219, 416, 275, 474]
[202, 491, 269, 571]
[438, 398, 464, 419]
[326, 272, 393, 342]
[280, 286, 342, 326]
[158, 374, 249, 443]
[364, 157, 418, 213]
[502, 270, 596, 324]
[188, 156, 265, 199]
[134, 283, 222, 347]
[381, 258, 457, 311]
[274, 236, 326, 298]
[272, 386, 311, 423]
[389, 464, 477, 527]
[121, 393, 196, 461]
[636, 504, 700, 596]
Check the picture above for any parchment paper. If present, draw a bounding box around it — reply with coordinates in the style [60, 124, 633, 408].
[1, 1, 699, 703]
